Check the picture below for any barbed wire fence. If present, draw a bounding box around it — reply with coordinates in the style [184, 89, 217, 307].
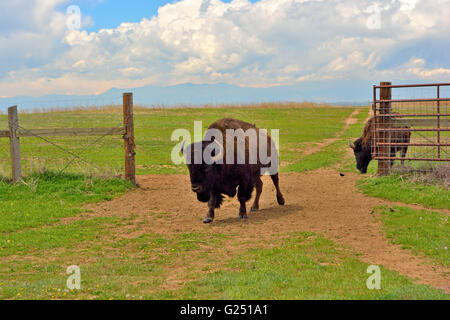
[0, 93, 136, 183]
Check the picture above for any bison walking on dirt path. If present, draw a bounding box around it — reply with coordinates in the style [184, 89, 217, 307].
[349, 117, 411, 174]
[182, 118, 285, 223]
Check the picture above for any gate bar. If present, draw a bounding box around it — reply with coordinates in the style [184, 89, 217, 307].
[375, 113, 450, 117]
[437, 85, 441, 158]
[375, 83, 450, 88]
[375, 98, 450, 103]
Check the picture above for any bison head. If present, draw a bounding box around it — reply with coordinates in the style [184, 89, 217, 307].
[181, 139, 224, 202]
[348, 138, 372, 174]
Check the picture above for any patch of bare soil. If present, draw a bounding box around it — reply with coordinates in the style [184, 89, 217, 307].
[86, 169, 449, 293]
[302, 109, 360, 156]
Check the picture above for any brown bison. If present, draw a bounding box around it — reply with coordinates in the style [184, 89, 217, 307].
[182, 118, 285, 223]
[348, 117, 411, 173]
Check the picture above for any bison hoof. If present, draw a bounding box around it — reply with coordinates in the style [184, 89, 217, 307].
[203, 218, 213, 224]
[239, 215, 248, 220]
[277, 196, 285, 206]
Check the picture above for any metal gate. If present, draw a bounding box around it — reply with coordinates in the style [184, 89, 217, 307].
[372, 82, 450, 175]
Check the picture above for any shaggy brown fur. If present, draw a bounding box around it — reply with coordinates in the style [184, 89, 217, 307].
[185, 118, 285, 223]
[361, 117, 374, 147]
[360, 116, 411, 148]
[208, 117, 274, 168]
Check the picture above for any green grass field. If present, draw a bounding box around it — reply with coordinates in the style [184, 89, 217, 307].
[0, 104, 448, 300]
[375, 206, 449, 268]
[0, 104, 363, 176]
[174, 233, 447, 300]
[358, 175, 449, 210]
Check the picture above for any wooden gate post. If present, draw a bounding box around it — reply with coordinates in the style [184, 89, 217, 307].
[8, 106, 22, 183]
[123, 93, 136, 185]
[377, 82, 392, 176]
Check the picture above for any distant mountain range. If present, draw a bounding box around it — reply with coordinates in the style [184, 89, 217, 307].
[0, 81, 373, 112]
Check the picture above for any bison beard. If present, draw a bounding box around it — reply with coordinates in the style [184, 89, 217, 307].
[183, 118, 285, 223]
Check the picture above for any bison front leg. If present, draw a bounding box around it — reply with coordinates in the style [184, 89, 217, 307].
[390, 147, 396, 168]
[400, 146, 408, 165]
[204, 193, 216, 224]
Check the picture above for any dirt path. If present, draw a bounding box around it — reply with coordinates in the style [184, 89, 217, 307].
[302, 109, 360, 156]
[86, 169, 449, 293]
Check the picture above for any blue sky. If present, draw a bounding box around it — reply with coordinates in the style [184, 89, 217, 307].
[68, 0, 260, 32]
[62, 1, 173, 31]
[0, 0, 449, 99]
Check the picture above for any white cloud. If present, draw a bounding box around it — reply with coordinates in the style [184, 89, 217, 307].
[0, 0, 449, 97]
[401, 57, 450, 78]
[0, 0, 68, 77]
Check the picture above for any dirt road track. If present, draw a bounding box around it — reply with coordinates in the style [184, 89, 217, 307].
[302, 109, 360, 156]
[89, 169, 449, 293]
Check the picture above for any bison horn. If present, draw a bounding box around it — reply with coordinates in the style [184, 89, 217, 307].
[210, 139, 224, 163]
[348, 140, 355, 150]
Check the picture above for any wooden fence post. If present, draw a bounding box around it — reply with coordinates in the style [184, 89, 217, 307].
[377, 82, 392, 176]
[8, 106, 22, 183]
[123, 93, 136, 185]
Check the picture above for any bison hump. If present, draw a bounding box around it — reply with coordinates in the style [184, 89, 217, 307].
[208, 118, 257, 132]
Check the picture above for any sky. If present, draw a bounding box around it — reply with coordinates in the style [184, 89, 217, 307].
[0, 0, 449, 98]
[66, 0, 260, 33]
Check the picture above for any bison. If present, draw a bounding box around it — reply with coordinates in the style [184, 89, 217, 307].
[348, 117, 411, 174]
[182, 118, 285, 223]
